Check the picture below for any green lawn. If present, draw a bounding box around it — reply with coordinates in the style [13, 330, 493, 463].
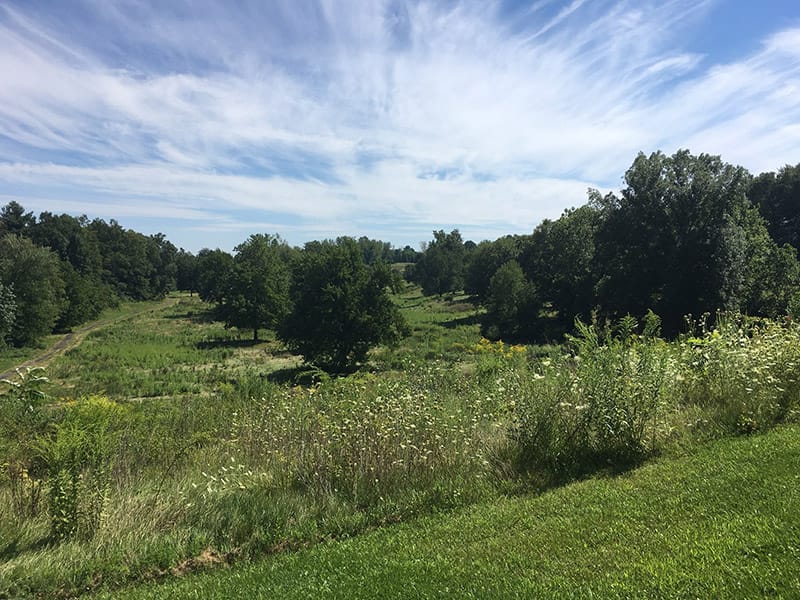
[97, 424, 800, 599]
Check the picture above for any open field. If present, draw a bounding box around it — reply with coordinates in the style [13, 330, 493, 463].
[1, 288, 799, 598]
[0, 298, 173, 377]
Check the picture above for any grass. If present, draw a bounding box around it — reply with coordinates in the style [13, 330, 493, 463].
[45, 296, 298, 400]
[0, 334, 61, 374]
[374, 289, 482, 367]
[2, 290, 800, 598]
[0, 297, 172, 375]
[95, 424, 800, 599]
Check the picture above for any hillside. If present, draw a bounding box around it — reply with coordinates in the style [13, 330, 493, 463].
[97, 424, 800, 599]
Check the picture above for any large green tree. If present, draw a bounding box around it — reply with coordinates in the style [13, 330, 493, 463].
[465, 235, 527, 300]
[88, 220, 175, 300]
[749, 163, 800, 249]
[520, 204, 599, 335]
[0, 201, 35, 237]
[30, 211, 114, 328]
[0, 235, 65, 346]
[221, 234, 293, 341]
[411, 229, 466, 296]
[196, 248, 234, 304]
[175, 250, 199, 295]
[594, 150, 791, 333]
[484, 260, 534, 340]
[280, 237, 408, 372]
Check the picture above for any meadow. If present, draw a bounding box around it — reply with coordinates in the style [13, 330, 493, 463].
[1, 289, 799, 597]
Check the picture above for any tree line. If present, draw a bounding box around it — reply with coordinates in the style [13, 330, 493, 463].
[408, 150, 800, 341]
[2, 148, 798, 362]
[0, 205, 415, 369]
[0, 203, 179, 347]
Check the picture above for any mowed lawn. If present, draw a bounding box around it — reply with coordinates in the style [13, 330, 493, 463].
[98, 424, 800, 599]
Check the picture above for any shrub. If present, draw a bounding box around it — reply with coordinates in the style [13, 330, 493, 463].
[510, 315, 673, 479]
[34, 396, 127, 540]
[677, 313, 800, 435]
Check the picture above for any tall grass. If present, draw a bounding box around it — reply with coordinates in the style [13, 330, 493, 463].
[2, 300, 799, 598]
[507, 312, 800, 482]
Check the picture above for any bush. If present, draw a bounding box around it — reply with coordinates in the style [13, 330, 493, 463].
[39, 396, 127, 540]
[677, 313, 800, 435]
[510, 314, 673, 479]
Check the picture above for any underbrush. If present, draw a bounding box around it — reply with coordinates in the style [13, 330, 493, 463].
[1, 307, 799, 597]
[506, 312, 800, 482]
[0, 366, 503, 598]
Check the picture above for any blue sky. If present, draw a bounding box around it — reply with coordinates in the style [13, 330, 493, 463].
[0, 0, 798, 252]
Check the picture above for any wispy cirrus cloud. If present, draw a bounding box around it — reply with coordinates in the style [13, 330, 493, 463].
[0, 0, 798, 250]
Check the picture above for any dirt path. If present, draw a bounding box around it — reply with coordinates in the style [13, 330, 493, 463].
[0, 296, 179, 381]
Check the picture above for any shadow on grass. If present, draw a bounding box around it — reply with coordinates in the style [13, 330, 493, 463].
[441, 314, 482, 329]
[164, 310, 218, 324]
[506, 450, 655, 497]
[267, 363, 362, 385]
[196, 338, 262, 350]
[267, 365, 325, 385]
[0, 534, 52, 562]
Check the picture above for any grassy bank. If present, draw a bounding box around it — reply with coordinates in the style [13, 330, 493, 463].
[1, 292, 799, 597]
[96, 424, 800, 599]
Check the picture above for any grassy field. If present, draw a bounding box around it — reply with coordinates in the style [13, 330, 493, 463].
[96, 424, 800, 599]
[1, 288, 799, 597]
[0, 297, 171, 375]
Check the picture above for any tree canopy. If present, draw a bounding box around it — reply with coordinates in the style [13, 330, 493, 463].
[279, 237, 408, 372]
[0, 235, 65, 346]
[472, 151, 800, 341]
[409, 229, 466, 296]
[221, 234, 293, 341]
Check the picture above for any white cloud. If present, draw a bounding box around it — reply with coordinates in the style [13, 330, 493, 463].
[0, 0, 798, 250]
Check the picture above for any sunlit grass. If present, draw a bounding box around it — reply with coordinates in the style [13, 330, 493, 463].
[96, 424, 800, 599]
[2, 290, 800, 598]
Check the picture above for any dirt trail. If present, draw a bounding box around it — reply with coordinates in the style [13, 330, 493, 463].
[0, 296, 179, 381]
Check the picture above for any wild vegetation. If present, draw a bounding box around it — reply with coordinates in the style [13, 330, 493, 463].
[1, 149, 800, 597]
[1, 293, 799, 597]
[95, 424, 800, 599]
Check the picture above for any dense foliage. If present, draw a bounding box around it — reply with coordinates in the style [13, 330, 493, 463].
[221, 234, 293, 341]
[0, 202, 180, 346]
[446, 150, 800, 341]
[279, 237, 409, 371]
[0, 235, 65, 346]
[407, 229, 466, 296]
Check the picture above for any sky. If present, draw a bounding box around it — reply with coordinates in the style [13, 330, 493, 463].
[0, 0, 799, 253]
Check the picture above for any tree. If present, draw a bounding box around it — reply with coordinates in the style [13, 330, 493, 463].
[520, 204, 600, 335]
[391, 245, 419, 263]
[357, 237, 393, 265]
[280, 237, 408, 372]
[749, 163, 800, 249]
[196, 248, 234, 304]
[175, 250, 199, 295]
[0, 235, 65, 346]
[465, 235, 527, 300]
[412, 229, 466, 296]
[29, 211, 115, 328]
[147, 233, 178, 297]
[594, 150, 760, 333]
[0, 201, 35, 237]
[87, 220, 174, 300]
[0, 282, 15, 347]
[484, 260, 534, 340]
[221, 234, 293, 341]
